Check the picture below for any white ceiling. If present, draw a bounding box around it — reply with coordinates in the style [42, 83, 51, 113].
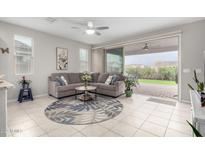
[0, 17, 204, 45]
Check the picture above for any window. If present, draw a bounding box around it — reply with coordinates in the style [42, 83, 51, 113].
[14, 35, 34, 75]
[79, 48, 89, 72]
[106, 47, 124, 73]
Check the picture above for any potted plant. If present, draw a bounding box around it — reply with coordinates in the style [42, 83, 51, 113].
[124, 78, 137, 97]
[188, 70, 205, 107]
[188, 70, 204, 92]
[187, 120, 203, 137]
[18, 76, 32, 89]
[81, 72, 92, 88]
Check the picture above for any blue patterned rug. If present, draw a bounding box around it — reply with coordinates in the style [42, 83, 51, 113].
[44, 97, 123, 125]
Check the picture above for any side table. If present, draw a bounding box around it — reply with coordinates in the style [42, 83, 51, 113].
[75, 86, 97, 101]
[18, 88, 33, 103]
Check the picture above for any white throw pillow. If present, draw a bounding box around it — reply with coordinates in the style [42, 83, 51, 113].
[60, 76, 68, 85]
[105, 75, 113, 85]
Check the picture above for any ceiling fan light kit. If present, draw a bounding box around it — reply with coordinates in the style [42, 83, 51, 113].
[85, 29, 95, 35]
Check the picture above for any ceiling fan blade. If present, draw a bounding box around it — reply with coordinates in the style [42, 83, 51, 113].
[95, 26, 109, 30]
[95, 31, 101, 36]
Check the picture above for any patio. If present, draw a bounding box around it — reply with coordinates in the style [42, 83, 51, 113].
[134, 83, 178, 100]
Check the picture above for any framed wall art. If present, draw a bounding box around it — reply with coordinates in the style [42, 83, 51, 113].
[56, 47, 68, 70]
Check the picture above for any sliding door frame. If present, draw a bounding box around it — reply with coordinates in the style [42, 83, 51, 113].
[96, 31, 182, 103]
[123, 35, 182, 103]
[178, 34, 182, 103]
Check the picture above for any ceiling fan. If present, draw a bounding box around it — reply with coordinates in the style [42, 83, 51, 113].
[72, 21, 109, 36]
[142, 43, 149, 51]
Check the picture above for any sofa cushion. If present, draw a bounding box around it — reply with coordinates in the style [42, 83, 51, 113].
[97, 73, 109, 83]
[91, 73, 99, 82]
[51, 73, 69, 83]
[97, 83, 117, 91]
[68, 73, 81, 83]
[57, 83, 83, 92]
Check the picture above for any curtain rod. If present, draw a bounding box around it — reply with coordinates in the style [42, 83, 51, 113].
[92, 30, 182, 50]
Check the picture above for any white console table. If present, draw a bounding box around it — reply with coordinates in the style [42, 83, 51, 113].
[0, 80, 13, 137]
[190, 90, 205, 136]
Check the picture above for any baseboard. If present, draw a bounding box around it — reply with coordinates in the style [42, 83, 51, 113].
[34, 93, 48, 98]
[8, 93, 48, 103]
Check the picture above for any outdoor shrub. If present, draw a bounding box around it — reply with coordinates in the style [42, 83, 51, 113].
[125, 66, 177, 81]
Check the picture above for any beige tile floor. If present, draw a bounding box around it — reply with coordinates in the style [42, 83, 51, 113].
[7, 94, 192, 137]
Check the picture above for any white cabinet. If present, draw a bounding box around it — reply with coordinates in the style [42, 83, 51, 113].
[0, 80, 13, 137]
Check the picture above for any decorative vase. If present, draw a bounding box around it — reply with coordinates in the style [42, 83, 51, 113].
[84, 81, 88, 88]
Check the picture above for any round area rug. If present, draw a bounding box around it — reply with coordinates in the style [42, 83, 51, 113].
[44, 97, 123, 125]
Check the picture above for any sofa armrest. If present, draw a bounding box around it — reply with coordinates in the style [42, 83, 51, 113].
[50, 80, 60, 87]
[114, 81, 125, 92]
[48, 78, 60, 96]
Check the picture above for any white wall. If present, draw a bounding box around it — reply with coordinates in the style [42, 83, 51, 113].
[1, 20, 205, 102]
[91, 49, 105, 73]
[92, 20, 205, 102]
[180, 20, 205, 102]
[0, 22, 91, 100]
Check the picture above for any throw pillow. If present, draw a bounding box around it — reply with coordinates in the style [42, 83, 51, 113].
[55, 76, 68, 86]
[60, 76, 68, 85]
[55, 76, 65, 86]
[110, 74, 120, 85]
[105, 75, 113, 85]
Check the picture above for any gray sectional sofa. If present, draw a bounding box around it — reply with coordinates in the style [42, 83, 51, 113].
[48, 72, 125, 98]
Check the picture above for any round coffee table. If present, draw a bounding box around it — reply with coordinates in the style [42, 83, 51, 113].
[75, 86, 97, 101]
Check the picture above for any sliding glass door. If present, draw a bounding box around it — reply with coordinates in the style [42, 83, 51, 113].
[106, 47, 124, 74]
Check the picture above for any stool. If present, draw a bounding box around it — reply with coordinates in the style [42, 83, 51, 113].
[18, 88, 33, 103]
